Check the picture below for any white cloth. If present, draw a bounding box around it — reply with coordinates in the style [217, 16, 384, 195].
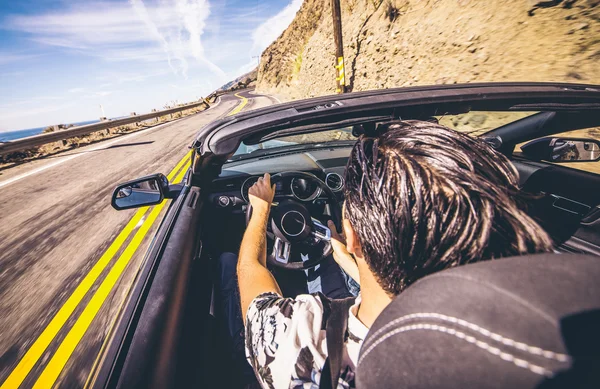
[245, 293, 367, 389]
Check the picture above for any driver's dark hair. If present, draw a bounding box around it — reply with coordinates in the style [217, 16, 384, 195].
[343, 120, 553, 296]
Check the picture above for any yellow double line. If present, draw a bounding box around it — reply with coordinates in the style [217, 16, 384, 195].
[1, 91, 248, 389]
[1, 151, 192, 389]
[229, 92, 248, 116]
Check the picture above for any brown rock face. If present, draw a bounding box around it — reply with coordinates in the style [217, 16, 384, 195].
[257, 0, 600, 101]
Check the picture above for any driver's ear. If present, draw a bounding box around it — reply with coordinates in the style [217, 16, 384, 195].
[343, 218, 363, 259]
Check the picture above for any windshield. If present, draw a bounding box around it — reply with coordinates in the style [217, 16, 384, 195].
[230, 127, 356, 161]
[229, 112, 543, 162]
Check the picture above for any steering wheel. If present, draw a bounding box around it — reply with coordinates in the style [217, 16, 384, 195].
[245, 171, 342, 270]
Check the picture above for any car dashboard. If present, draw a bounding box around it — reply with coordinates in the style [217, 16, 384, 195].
[206, 142, 600, 257]
[208, 147, 351, 213]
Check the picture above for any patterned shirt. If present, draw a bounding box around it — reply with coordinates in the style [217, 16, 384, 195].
[245, 292, 368, 389]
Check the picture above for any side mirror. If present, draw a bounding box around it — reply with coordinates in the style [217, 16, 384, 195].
[111, 173, 169, 210]
[521, 137, 600, 163]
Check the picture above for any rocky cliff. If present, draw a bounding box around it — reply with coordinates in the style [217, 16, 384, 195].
[257, 0, 599, 100]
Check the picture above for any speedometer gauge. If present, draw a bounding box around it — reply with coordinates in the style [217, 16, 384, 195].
[290, 178, 321, 201]
[241, 176, 259, 202]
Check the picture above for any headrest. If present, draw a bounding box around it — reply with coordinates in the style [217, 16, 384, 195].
[356, 253, 600, 389]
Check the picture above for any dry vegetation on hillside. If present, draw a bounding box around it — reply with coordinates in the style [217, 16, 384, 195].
[255, 0, 600, 174]
[257, 0, 599, 99]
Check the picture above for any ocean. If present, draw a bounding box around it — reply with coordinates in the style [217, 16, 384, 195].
[0, 120, 100, 142]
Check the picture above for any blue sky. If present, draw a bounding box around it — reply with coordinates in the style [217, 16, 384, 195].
[0, 0, 303, 131]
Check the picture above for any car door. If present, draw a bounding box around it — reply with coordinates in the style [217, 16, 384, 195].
[511, 125, 600, 255]
[87, 169, 208, 389]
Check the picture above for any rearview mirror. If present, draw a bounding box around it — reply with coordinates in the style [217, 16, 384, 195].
[111, 173, 169, 210]
[520, 137, 600, 163]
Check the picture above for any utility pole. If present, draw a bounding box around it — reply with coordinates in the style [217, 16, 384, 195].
[331, 0, 346, 93]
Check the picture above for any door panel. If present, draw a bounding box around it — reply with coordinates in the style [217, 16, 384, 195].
[89, 185, 205, 389]
[513, 159, 600, 254]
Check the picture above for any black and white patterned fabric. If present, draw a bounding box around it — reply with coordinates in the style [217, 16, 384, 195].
[245, 292, 367, 389]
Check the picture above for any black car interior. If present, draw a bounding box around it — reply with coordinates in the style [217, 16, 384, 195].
[356, 253, 600, 389]
[94, 85, 600, 389]
[199, 114, 600, 388]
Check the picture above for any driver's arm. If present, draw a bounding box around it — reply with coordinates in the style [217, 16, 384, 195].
[238, 173, 282, 323]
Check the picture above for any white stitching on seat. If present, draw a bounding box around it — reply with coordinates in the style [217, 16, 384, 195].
[364, 312, 570, 362]
[358, 323, 554, 377]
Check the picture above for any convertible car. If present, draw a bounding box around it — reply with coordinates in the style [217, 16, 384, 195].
[91, 83, 600, 388]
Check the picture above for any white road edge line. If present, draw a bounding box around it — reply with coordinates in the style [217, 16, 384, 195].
[0, 99, 222, 190]
[0, 128, 154, 190]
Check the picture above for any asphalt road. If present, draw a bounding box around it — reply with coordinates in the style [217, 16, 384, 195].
[0, 90, 278, 388]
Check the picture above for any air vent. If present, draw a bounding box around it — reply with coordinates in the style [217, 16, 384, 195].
[325, 173, 344, 192]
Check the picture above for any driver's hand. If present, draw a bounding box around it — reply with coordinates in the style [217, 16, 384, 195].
[328, 220, 360, 283]
[328, 220, 350, 259]
[248, 173, 276, 217]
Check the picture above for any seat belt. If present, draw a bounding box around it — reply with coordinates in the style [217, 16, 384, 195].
[320, 296, 356, 389]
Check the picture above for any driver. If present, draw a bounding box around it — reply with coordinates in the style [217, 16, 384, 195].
[230, 120, 553, 388]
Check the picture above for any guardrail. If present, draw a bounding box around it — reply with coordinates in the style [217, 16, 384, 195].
[206, 91, 225, 103]
[0, 100, 210, 156]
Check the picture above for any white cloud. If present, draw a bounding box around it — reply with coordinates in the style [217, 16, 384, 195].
[68, 88, 85, 93]
[0, 102, 76, 121]
[0, 96, 67, 111]
[82, 91, 113, 99]
[32, 37, 88, 50]
[6, 3, 151, 45]
[0, 52, 41, 65]
[5, 1, 225, 80]
[175, 0, 226, 78]
[130, 0, 182, 75]
[114, 69, 171, 83]
[32, 96, 64, 101]
[236, 58, 260, 77]
[0, 71, 25, 78]
[100, 46, 168, 63]
[0, 0, 305, 130]
[252, 0, 303, 52]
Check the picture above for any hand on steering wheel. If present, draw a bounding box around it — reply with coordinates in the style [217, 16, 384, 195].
[247, 173, 276, 217]
[245, 171, 342, 270]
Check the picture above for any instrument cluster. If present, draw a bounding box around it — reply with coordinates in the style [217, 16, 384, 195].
[240, 176, 321, 203]
[211, 172, 345, 210]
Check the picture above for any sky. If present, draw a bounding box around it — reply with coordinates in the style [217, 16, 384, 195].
[0, 0, 303, 132]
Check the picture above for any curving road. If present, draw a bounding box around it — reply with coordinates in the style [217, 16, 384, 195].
[0, 90, 277, 388]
